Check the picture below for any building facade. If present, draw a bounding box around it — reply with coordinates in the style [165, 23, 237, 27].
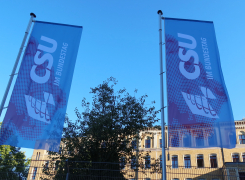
[28, 119, 245, 180]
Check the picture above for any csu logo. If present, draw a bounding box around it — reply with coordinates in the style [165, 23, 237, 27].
[178, 33, 200, 80]
[25, 36, 57, 123]
[178, 33, 218, 118]
[30, 36, 57, 84]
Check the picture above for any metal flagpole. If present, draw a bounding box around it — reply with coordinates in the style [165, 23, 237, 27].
[0, 12, 36, 117]
[158, 10, 166, 180]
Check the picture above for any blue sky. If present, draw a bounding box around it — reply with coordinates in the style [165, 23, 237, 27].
[0, 0, 244, 157]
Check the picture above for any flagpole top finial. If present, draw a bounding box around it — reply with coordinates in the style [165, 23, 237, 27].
[30, 13, 36, 18]
[157, 10, 163, 15]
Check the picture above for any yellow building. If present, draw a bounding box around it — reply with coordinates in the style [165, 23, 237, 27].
[28, 119, 245, 180]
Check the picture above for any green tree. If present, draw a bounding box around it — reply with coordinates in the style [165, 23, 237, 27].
[0, 123, 30, 180]
[44, 77, 159, 180]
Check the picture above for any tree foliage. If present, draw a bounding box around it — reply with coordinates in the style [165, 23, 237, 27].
[0, 123, 30, 179]
[44, 77, 159, 179]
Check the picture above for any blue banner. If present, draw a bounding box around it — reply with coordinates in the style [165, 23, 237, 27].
[165, 18, 236, 148]
[0, 21, 82, 152]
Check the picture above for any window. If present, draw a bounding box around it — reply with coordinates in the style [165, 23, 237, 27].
[145, 156, 151, 169]
[239, 172, 245, 180]
[55, 160, 60, 171]
[160, 139, 162, 148]
[145, 178, 151, 180]
[120, 157, 126, 169]
[132, 140, 137, 149]
[145, 137, 151, 148]
[172, 155, 178, 168]
[242, 153, 245, 162]
[183, 134, 191, 147]
[195, 131, 204, 147]
[131, 156, 136, 169]
[44, 161, 49, 170]
[160, 155, 162, 168]
[208, 131, 217, 147]
[186, 179, 192, 180]
[173, 179, 179, 180]
[239, 135, 245, 144]
[184, 155, 191, 168]
[210, 154, 217, 168]
[32, 167, 37, 179]
[170, 132, 179, 147]
[197, 154, 204, 168]
[35, 152, 40, 160]
[232, 153, 239, 162]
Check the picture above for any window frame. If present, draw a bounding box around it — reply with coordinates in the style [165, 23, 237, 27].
[232, 153, 240, 162]
[210, 154, 218, 168]
[145, 136, 151, 148]
[145, 155, 151, 169]
[160, 155, 162, 169]
[197, 154, 204, 168]
[184, 154, 191, 168]
[32, 167, 37, 180]
[172, 155, 178, 169]
[242, 153, 245, 162]
[239, 134, 245, 144]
